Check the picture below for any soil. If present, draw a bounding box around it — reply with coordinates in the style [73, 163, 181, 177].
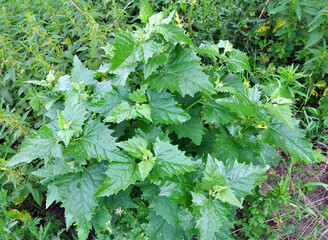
[260, 150, 328, 239]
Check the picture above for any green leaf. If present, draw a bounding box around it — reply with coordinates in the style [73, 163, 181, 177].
[149, 195, 179, 227]
[164, 24, 195, 47]
[105, 190, 138, 212]
[148, 12, 165, 26]
[88, 86, 130, 116]
[129, 84, 148, 103]
[57, 110, 67, 129]
[227, 49, 251, 73]
[105, 101, 152, 123]
[96, 160, 141, 197]
[212, 186, 242, 208]
[215, 159, 269, 200]
[152, 139, 196, 177]
[144, 53, 168, 79]
[110, 30, 142, 85]
[142, 184, 179, 227]
[169, 106, 204, 145]
[147, 212, 182, 240]
[7, 125, 63, 166]
[116, 136, 149, 159]
[32, 158, 75, 179]
[204, 101, 236, 124]
[139, 0, 153, 23]
[25, 182, 43, 206]
[178, 208, 196, 232]
[308, 11, 325, 32]
[138, 157, 156, 180]
[258, 144, 281, 166]
[152, 174, 193, 205]
[105, 101, 136, 123]
[147, 10, 174, 27]
[313, 149, 327, 163]
[221, 73, 245, 90]
[92, 207, 112, 234]
[215, 218, 235, 240]
[111, 30, 139, 70]
[217, 40, 234, 52]
[305, 30, 324, 48]
[56, 75, 72, 91]
[136, 122, 170, 143]
[147, 88, 190, 124]
[265, 103, 294, 130]
[146, 45, 214, 97]
[66, 118, 120, 162]
[64, 87, 88, 106]
[70, 56, 96, 86]
[150, 25, 169, 41]
[135, 103, 152, 122]
[201, 155, 226, 190]
[191, 192, 230, 240]
[212, 126, 257, 163]
[49, 164, 106, 240]
[295, 0, 301, 20]
[142, 40, 163, 63]
[261, 119, 314, 163]
[60, 103, 87, 132]
[268, 2, 287, 14]
[197, 43, 220, 58]
[219, 86, 267, 122]
[57, 129, 74, 147]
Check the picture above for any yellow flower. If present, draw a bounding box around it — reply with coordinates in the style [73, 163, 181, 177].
[243, 78, 250, 88]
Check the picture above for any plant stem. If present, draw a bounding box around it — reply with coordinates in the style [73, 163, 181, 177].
[185, 97, 204, 111]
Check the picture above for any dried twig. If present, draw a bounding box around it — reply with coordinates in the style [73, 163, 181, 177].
[259, 0, 270, 19]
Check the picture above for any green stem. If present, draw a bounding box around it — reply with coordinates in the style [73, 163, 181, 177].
[185, 97, 204, 111]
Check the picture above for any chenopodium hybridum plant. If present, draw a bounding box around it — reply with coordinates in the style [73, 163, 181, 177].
[7, 3, 314, 240]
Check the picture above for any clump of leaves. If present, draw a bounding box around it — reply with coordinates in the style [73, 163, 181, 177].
[6, 2, 314, 239]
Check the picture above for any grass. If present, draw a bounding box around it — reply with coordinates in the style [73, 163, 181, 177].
[234, 156, 328, 239]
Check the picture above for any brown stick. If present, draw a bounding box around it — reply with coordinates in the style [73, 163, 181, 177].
[259, 0, 270, 19]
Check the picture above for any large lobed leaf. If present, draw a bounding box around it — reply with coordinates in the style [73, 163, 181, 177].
[147, 88, 190, 124]
[204, 101, 236, 124]
[227, 49, 251, 73]
[47, 164, 106, 240]
[66, 118, 121, 162]
[152, 174, 193, 205]
[147, 212, 182, 240]
[169, 106, 204, 145]
[214, 158, 269, 200]
[145, 45, 214, 97]
[192, 192, 230, 240]
[70, 56, 96, 86]
[219, 86, 267, 122]
[7, 125, 63, 166]
[96, 157, 141, 197]
[212, 126, 257, 163]
[265, 103, 294, 130]
[152, 139, 196, 177]
[261, 119, 314, 163]
[110, 30, 142, 85]
[142, 184, 179, 227]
